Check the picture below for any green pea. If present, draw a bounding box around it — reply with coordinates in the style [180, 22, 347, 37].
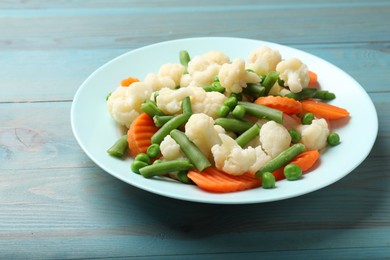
[232, 105, 246, 119]
[229, 92, 242, 101]
[131, 161, 149, 174]
[217, 105, 231, 118]
[134, 153, 150, 164]
[327, 132, 340, 146]
[284, 164, 302, 181]
[261, 172, 276, 189]
[289, 129, 301, 143]
[147, 144, 161, 158]
[224, 96, 238, 110]
[301, 112, 315, 125]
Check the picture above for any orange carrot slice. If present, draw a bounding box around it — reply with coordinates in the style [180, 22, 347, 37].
[308, 70, 318, 87]
[121, 77, 140, 87]
[254, 96, 302, 115]
[187, 167, 261, 193]
[127, 113, 159, 157]
[272, 150, 320, 181]
[301, 99, 349, 120]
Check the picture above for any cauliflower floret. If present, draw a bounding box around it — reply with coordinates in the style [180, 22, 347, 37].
[158, 63, 186, 86]
[211, 134, 271, 175]
[203, 50, 230, 65]
[107, 82, 153, 127]
[155, 87, 195, 114]
[179, 74, 192, 87]
[144, 73, 176, 91]
[156, 86, 227, 117]
[160, 135, 185, 160]
[191, 90, 227, 118]
[276, 57, 309, 93]
[260, 120, 291, 158]
[185, 114, 222, 158]
[218, 58, 260, 95]
[298, 118, 329, 150]
[246, 46, 282, 76]
[187, 55, 221, 86]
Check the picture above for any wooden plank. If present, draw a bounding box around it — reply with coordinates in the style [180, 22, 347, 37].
[0, 157, 389, 258]
[1, 42, 389, 102]
[0, 4, 389, 50]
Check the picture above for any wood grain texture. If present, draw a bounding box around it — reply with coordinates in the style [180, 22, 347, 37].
[1, 0, 389, 259]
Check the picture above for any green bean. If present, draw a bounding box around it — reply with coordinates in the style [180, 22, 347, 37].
[182, 96, 192, 115]
[107, 135, 128, 158]
[314, 90, 336, 100]
[170, 129, 211, 171]
[255, 143, 306, 177]
[285, 88, 317, 100]
[217, 105, 231, 118]
[301, 113, 315, 125]
[235, 124, 260, 148]
[141, 100, 165, 117]
[261, 172, 276, 189]
[229, 92, 243, 101]
[131, 160, 149, 174]
[171, 170, 194, 184]
[179, 50, 191, 73]
[327, 132, 340, 146]
[289, 129, 301, 143]
[238, 101, 283, 124]
[284, 164, 302, 181]
[203, 82, 225, 93]
[105, 92, 112, 101]
[135, 153, 150, 164]
[139, 159, 193, 178]
[224, 96, 238, 110]
[147, 144, 161, 158]
[151, 113, 191, 144]
[214, 118, 254, 134]
[243, 83, 265, 99]
[262, 71, 280, 95]
[153, 115, 174, 127]
[232, 105, 246, 119]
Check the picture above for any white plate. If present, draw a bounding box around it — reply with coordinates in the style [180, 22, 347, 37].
[71, 37, 378, 204]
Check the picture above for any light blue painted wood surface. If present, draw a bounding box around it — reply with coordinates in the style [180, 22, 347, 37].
[1, 1, 389, 259]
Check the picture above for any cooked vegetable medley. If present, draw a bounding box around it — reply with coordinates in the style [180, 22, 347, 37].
[106, 46, 350, 193]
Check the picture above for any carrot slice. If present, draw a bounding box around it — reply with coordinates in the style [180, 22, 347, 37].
[121, 77, 140, 87]
[301, 99, 349, 120]
[127, 113, 159, 157]
[187, 167, 261, 193]
[254, 95, 302, 115]
[308, 70, 318, 87]
[272, 150, 320, 181]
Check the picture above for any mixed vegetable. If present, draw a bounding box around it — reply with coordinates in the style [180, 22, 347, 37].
[106, 46, 350, 193]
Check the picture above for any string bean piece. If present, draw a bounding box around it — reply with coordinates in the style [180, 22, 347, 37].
[235, 124, 260, 148]
[182, 96, 192, 114]
[139, 159, 194, 178]
[203, 82, 225, 93]
[285, 88, 317, 100]
[314, 90, 336, 100]
[224, 96, 238, 110]
[243, 83, 265, 99]
[107, 135, 128, 158]
[151, 113, 191, 144]
[170, 129, 211, 171]
[135, 153, 151, 164]
[214, 118, 254, 134]
[262, 71, 280, 95]
[131, 160, 149, 174]
[255, 143, 306, 177]
[179, 50, 191, 73]
[238, 101, 283, 124]
[141, 100, 165, 117]
[153, 115, 174, 127]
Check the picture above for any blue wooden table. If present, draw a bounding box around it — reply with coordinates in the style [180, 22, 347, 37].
[1, 1, 389, 259]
